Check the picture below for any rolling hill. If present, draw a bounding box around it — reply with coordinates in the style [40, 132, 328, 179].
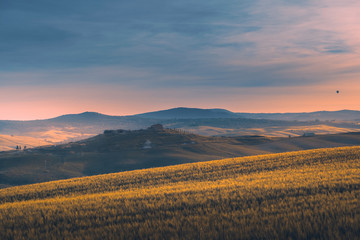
[1, 146, 359, 239]
[0, 113, 158, 151]
[1, 124, 360, 188]
[0, 125, 268, 188]
[1, 108, 360, 151]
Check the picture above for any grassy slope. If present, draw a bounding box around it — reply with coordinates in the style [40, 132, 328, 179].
[2, 130, 360, 188]
[0, 129, 270, 187]
[1, 146, 359, 239]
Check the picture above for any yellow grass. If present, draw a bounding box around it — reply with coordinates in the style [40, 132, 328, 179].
[0, 134, 49, 151]
[1, 146, 359, 239]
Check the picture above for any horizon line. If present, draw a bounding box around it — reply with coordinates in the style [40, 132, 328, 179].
[1, 107, 359, 121]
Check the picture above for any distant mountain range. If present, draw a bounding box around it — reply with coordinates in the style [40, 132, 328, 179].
[134, 107, 360, 121]
[0, 107, 360, 151]
[2, 107, 360, 123]
[237, 110, 360, 121]
[134, 107, 235, 119]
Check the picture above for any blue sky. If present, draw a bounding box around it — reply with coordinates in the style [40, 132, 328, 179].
[1, 0, 360, 119]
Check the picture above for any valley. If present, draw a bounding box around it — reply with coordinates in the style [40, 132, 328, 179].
[1, 108, 360, 151]
[1, 124, 360, 188]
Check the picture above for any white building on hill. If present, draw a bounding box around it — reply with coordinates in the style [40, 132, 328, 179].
[143, 140, 152, 149]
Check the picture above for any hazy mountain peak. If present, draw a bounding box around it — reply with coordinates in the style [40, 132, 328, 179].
[50, 111, 111, 122]
[135, 107, 236, 119]
[78, 111, 104, 117]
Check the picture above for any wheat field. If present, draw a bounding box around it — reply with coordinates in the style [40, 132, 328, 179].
[1, 146, 359, 239]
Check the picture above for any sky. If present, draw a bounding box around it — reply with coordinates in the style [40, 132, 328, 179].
[1, 0, 360, 120]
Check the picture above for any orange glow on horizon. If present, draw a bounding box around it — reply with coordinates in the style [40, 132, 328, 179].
[1, 81, 359, 120]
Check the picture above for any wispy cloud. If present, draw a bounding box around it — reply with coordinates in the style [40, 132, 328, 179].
[1, 0, 359, 118]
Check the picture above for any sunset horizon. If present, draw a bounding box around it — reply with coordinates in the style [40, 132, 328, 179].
[1, 106, 360, 121]
[1, 1, 360, 238]
[1, 0, 360, 120]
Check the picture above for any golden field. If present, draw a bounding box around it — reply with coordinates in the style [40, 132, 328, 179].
[1, 146, 359, 239]
[0, 130, 94, 151]
[0, 134, 49, 151]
